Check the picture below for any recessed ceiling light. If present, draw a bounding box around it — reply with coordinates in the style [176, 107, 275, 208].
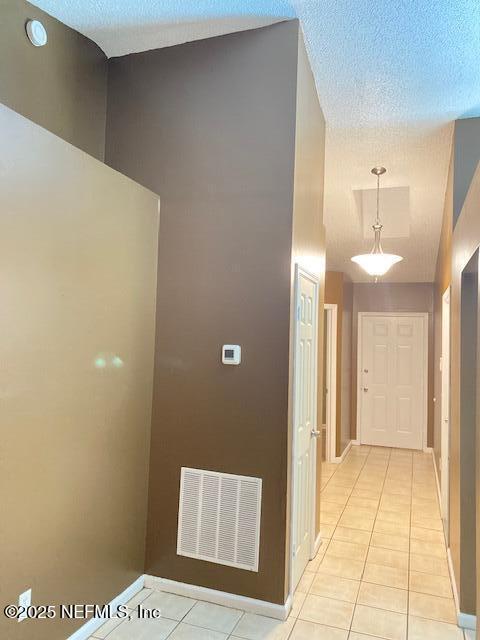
[26, 20, 48, 47]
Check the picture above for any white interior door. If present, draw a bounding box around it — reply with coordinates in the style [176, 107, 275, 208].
[359, 314, 426, 450]
[440, 289, 450, 537]
[292, 267, 318, 591]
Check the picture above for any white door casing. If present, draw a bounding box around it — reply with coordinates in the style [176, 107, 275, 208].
[440, 288, 451, 537]
[358, 313, 427, 450]
[324, 304, 337, 463]
[291, 266, 319, 592]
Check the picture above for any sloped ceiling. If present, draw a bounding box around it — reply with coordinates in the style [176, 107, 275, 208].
[31, 0, 480, 282]
[28, 0, 294, 57]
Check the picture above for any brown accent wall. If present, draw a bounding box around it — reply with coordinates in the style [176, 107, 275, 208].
[325, 272, 353, 456]
[106, 21, 325, 606]
[0, 0, 107, 160]
[0, 105, 159, 640]
[351, 283, 435, 445]
[450, 163, 480, 615]
[453, 117, 480, 225]
[289, 33, 326, 547]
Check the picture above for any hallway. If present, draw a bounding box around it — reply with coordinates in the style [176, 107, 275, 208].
[293, 444, 469, 640]
[90, 445, 472, 640]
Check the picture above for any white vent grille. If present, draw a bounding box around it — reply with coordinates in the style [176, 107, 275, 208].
[177, 467, 262, 572]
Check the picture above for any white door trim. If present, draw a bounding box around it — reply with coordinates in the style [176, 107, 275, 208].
[290, 264, 319, 600]
[440, 287, 451, 537]
[324, 304, 337, 463]
[356, 312, 429, 450]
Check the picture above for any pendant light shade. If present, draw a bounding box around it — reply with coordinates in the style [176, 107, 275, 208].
[351, 252, 403, 276]
[351, 167, 403, 278]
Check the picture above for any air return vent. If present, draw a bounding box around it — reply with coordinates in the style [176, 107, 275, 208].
[177, 467, 262, 572]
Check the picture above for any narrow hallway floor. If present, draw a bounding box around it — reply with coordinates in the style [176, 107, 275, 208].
[90, 445, 473, 640]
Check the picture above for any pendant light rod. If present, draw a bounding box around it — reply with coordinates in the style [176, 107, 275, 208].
[371, 167, 386, 253]
[351, 166, 403, 278]
[371, 166, 386, 225]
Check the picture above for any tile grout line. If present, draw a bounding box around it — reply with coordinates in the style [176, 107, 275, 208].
[320, 445, 374, 636]
[294, 449, 457, 640]
[297, 446, 373, 635]
[406, 451, 414, 640]
[286, 448, 359, 640]
[318, 446, 372, 556]
[350, 446, 392, 636]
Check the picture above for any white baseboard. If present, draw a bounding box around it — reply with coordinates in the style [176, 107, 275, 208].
[145, 575, 291, 621]
[432, 453, 476, 633]
[312, 531, 322, 556]
[430, 450, 443, 524]
[458, 611, 477, 630]
[333, 440, 352, 464]
[423, 446, 433, 453]
[445, 533, 475, 631]
[432, 454, 473, 632]
[67, 575, 144, 640]
[351, 440, 360, 446]
[447, 548, 460, 619]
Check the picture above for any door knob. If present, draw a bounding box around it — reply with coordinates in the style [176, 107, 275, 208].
[363, 387, 369, 392]
[311, 429, 321, 438]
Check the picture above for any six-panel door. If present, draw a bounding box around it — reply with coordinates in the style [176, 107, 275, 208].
[360, 315, 425, 450]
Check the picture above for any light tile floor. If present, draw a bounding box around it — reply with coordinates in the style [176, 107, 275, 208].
[90, 445, 471, 640]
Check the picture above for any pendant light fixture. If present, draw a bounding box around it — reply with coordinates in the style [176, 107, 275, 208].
[351, 167, 403, 278]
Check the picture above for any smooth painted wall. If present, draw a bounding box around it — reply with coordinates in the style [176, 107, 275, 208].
[325, 271, 353, 456]
[106, 22, 324, 606]
[351, 283, 435, 446]
[0, 105, 159, 640]
[0, 0, 107, 160]
[450, 162, 480, 615]
[434, 124, 480, 616]
[433, 143, 453, 474]
[453, 118, 480, 226]
[289, 31, 326, 549]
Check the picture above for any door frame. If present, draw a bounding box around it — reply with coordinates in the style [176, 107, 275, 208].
[324, 304, 338, 462]
[290, 264, 320, 598]
[440, 287, 451, 537]
[356, 312, 429, 450]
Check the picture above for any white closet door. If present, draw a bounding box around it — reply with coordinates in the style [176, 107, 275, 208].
[360, 315, 425, 450]
[292, 269, 318, 590]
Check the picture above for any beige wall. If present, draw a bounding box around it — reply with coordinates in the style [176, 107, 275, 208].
[0, 105, 159, 640]
[325, 272, 353, 456]
[1, 0, 107, 160]
[106, 21, 324, 606]
[351, 283, 435, 445]
[450, 162, 480, 615]
[433, 144, 453, 473]
[434, 121, 480, 616]
[342, 279, 353, 452]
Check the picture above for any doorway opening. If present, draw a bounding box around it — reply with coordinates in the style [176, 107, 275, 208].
[459, 250, 478, 615]
[323, 304, 337, 462]
[440, 287, 451, 540]
[357, 313, 428, 450]
[291, 265, 319, 593]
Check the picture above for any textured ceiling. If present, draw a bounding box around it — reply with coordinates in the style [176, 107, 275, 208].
[31, 0, 480, 282]
[28, 0, 294, 56]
